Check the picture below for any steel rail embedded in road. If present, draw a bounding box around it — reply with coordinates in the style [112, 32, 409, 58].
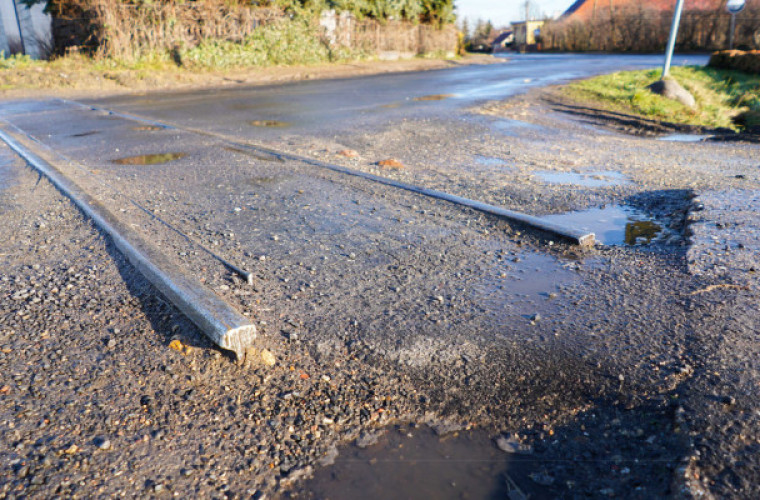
[60, 99, 596, 246]
[0, 124, 256, 360]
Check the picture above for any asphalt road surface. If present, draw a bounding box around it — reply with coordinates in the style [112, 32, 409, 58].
[2, 53, 759, 499]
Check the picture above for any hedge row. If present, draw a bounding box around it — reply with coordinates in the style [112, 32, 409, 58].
[708, 50, 760, 74]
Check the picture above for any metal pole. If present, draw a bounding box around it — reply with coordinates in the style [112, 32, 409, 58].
[729, 13, 736, 50]
[10, 0, 27, 55]
[661, 0, 685, 79]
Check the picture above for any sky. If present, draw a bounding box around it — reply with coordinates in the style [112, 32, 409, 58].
[455, 0, 575, 27]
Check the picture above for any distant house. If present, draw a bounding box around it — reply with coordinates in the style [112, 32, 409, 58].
[0, 0, 52, 58]
[511, 20, 544, 51]
[560, 0, 724, 22]
[491, 30, 514, 52]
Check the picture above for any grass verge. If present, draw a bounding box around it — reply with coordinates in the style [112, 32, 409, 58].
[561, 65, 760, 131]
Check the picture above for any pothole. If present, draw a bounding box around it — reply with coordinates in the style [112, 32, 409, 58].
[541, 205, 663, 246]
[476, 251, 581, 321]
[71, 131, 100, 138]
[249, 120, 290, 128]
[131, 125, 166, 132]
[112, 153, 187, 165]
[300, 424, 551, 500]
[533, 170, 629, 188]
[476, 155, 512, 167]
[412, 94, 455, 101]
[491, 119, 544, 136]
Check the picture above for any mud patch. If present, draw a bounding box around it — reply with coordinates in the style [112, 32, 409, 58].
[541, 205, 663, 245]
[249, 119, 290, 128]
[534, 170, 628, 188]
[300, 423, 550, 500]
[112, 153, 187, 165]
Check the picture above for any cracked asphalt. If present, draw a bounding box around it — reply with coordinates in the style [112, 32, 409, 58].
[1, 54, 759, 499]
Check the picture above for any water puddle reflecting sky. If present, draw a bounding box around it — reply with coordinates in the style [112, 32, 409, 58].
[657, 133, 712, 142]
[476, 251, 581, 321]
[476, 155, 512, 167]
[491, 118, 545, 136]
[301, 423, 551, 500]
[541, 205, 662, 246]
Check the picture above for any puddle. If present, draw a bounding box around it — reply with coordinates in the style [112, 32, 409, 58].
[541, 205, 663, 245]
[112, 153, 187, 165]
[71, 131, 99, 138]
[301, 424, 550, 500]
[131, 125, 166, 132]
[412, 94, 455, 101]
[658, 133, 712, 142]
[223, 146, 285, 163]
[533, 170, 628, 187]
[476, 155, 511, 167]
[476, 251, 581, 319]
[492, 119, 544, 136]
[249, 119, 290, 128]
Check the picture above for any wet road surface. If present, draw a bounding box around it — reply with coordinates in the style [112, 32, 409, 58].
[2, 53, 759, 499]
[84, 53, 707, 139]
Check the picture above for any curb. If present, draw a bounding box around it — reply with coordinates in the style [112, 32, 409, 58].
[0, 124, 256, 360]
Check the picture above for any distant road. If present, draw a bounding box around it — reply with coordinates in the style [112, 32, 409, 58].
[88, 53, 709, 139]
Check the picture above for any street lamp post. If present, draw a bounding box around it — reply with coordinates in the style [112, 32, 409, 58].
[661, 0, 685, 79]
[726, 0, 746, 50]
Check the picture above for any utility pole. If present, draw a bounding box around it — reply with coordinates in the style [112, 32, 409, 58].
[10, 0, 27, 55]
[661, 0, 685, 78]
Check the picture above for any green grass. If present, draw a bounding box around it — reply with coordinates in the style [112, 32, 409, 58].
[563, 65, 760, 130]
[0, 52, 39, 70]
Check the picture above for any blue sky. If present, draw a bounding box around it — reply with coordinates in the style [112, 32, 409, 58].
[455, 0, 575, 27]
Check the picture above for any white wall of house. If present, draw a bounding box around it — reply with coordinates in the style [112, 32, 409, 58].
[0, 0, 52, 58]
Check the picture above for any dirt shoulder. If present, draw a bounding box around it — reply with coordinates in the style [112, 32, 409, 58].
[0, 54, 502, 102]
